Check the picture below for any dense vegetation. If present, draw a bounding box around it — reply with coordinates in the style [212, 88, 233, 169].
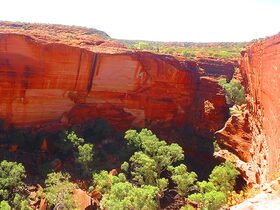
[0, 127, 243, 209]
[120, 40, 245, 59]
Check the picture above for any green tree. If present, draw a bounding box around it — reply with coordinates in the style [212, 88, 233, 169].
[13, 193, 32, 210]
[93, 170, 113, 194]
[65, 131, 94, 177]
[44, 172, 76, 209]
[0, 201, 11, 210]
[76, 143, 93, 175]
[188, 181, 227, 210]
[120, 161, 129, 172]
[65, 131, 85, 147]
[93, 170, 127, 194]
[188, 190, 226, 210]
[209, 161, 240, 194]
[101, 182, 159, 210]
[168, 164, 198, 196]
[0, 160, 26, 200]
[120, 129, 184, 208]
[187, 161, 239, 210]
[124, 129, 184, 181]
[219, 78, 245, 106]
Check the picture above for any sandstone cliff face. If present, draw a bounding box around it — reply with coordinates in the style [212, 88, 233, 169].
[0, 22, 240, 151]
[193, 76, 229, 138]
[215, 109, 252, 162]
[0, 33, 196, 131]
[240, 33, 280, 183]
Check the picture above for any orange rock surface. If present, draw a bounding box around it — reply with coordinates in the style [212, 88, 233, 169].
[196, 57, 237, 80]
[240, 33, 280, 183]
[73, 189, 92, 210]
[0, 32, 195, 130]
[0, 22, 235, 140]
[215, 109, 252, 162]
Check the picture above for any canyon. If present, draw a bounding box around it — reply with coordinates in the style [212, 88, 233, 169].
[0, 21, 280, 190]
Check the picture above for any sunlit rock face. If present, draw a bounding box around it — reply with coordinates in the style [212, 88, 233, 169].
[240, 33, 280, 183]
[0, 33, 198, 132]
[0, 22, 236, 143]
[216, 109, 252, 162]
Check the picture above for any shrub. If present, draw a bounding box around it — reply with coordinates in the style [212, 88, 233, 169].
[182, 50, 196, 58]
[189, 190, 226, 210]
[134, 42, 154, 50]
[120, 161, 129, 172]
[100, 182, 159, 210]
[65, 131, 84, 147]
[209, 161, 240, 194]
[124, 129, 184, 188]
[213, 140, 221, 153]
[44, 172, 76, 209]
[65, 131, 94, 177]
[13, 193, 32, 210]
[93, 170, 127, 194]
[160, 47, 176, 55]
[180, 204, 196, 210]
[0, 160, 26, 200]
[0, 201, 11, 210]
[227, 190, 246, 206]
[76, 143, 94, 175]
[97, 129, 185, 210]
[188, 181, 227, 210]
[187, 161, 239, 210]
[219, 78, 245, 106]
[168, 164, 198, 196]
[93, 170, 112, 194]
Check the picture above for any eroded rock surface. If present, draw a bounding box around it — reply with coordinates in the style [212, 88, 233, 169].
[240, 33, 280, 183]
[215, 109, 252, 162]
[0, 22, 236, 141]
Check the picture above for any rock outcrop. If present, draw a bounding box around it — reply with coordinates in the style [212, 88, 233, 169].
[0, 22, 236, 141]
[239, 33, 280, 183]
[196, 57, 237, 80]
[193, 76, 229, 138]
[215, 108, 252, 162]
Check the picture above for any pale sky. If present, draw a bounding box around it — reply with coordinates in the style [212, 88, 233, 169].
[1, 0, 279, 42]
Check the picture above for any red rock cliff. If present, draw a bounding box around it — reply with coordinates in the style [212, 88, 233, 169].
[0, 33, 196, 130]
[0, 22, 235, 140]
[240, 33, 280, 183]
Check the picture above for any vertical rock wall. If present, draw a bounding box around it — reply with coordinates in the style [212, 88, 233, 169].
[0, 34, 199, 131]
[240, 33, 280, 183]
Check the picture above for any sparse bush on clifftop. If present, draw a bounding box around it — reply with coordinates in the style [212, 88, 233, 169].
[133, 42, 155, 51]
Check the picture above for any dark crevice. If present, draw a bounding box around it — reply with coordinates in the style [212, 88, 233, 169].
[87, 54, 98, 94]
[74, 50, 83, 89]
